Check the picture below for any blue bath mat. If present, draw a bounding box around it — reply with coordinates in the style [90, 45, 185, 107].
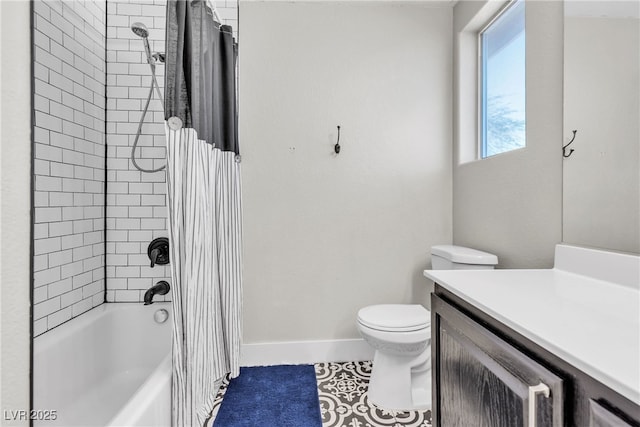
[213, 364, 322, 427]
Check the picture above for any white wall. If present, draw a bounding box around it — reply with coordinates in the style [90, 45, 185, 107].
[239, 1, 453, 343]
[0, 1, 31, 422]
[563, 16, 639, 254]
[452, 0, 563, 268]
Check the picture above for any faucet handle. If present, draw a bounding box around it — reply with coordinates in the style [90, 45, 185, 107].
[150, 248, 160, 267]
[147, 237, 169, 268]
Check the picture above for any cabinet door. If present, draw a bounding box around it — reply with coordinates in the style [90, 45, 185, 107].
[590, 400, 635, 427]
[432, 295, 564, 427]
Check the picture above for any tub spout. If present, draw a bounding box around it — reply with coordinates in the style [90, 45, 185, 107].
[144, 281, 170, 305]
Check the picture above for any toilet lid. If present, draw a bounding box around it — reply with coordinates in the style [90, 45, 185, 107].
[357, 304, 430, 332]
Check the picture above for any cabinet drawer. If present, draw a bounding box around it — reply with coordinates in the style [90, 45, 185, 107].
[590, 400, 636, 427]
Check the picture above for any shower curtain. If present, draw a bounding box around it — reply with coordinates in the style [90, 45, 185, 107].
[164, 1, 241, 425]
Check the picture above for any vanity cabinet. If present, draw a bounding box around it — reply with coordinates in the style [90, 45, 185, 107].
[431, 286, 640, 427]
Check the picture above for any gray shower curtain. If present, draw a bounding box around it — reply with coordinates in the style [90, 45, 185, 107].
[164, 1, 242, 426]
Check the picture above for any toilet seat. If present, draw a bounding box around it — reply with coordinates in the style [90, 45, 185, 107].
[357, 304, 430, 332]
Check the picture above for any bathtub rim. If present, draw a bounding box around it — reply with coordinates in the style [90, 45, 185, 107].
[34, 302, 171, 353]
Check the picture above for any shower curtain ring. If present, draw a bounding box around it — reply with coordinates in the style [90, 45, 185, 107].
[168, 116, 183, 131]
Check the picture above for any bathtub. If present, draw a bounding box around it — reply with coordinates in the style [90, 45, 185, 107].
[34, 303, 172, 427]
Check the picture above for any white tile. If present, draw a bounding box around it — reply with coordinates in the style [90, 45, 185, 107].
[35, 112, 63, 133]
[73, 219, 94, 234]
[49, 249, 73, 268]
[140, 194, 165, 206]
[73, 192, 94, 206]
[34, 237, 62, 255]
[127, 277, 154, 290]
[34, 318, 48, 337]
[140, 218, 166, 230]
[50, 162, 75, 178]
[34, 285, 49, 304]
[60, 288, 83, 307]
[72, 245, 94, 262]
[129, 206, 153, 217]
[116, 241, 141, 254]
[34, 297, 61, 320]
[48, 221, 73, 237]
[34, 266, 61, 287]
[92, 268, 105, 281]
[92, 293, 104, 307]
[115, 266, 140, 278]
[47, 307, 73, 329]
[50, 132, 75, 150]
[128, 230, 153, 241]
[117, 2, 142, 16]
[72, 297, 94, 317]
[48, 278, 73, 298]
[61, 232, 84, 249]
[72, 271, 94, 289]
[34, 254, 49, 272]
[116, 194, 141, 206]
[114, 289, 142, 302]
[61, 177, 84, 192]
[34, 127, 50, 145]
[35, 207, 62, 224]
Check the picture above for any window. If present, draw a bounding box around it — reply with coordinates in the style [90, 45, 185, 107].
[479, 0, 526, 158]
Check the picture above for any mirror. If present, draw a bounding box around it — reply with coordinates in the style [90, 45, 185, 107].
[563, 1, 640, 254]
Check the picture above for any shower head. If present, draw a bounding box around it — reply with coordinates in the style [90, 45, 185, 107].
[131, 22, 154, 66]
[131, 22, 149, 38]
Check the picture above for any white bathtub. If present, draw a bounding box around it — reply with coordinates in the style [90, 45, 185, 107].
[34, 303, 172, 427]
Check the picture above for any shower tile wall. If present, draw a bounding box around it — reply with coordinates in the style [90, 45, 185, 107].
[31, 0, 240, 323]
[105, 0, 238, 302]
[105, 0, 171, 302]
[32, 0, 107, 336]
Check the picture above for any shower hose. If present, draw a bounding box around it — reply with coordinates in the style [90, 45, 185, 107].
[131, 59, 166, 173]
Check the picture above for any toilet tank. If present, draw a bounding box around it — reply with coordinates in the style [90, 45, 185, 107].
[431, 245, 498, 270]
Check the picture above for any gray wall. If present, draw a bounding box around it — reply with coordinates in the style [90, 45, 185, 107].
[563, 16, 639, 254]
[452, 0, 564, 268]
[239, 2, 453, 343]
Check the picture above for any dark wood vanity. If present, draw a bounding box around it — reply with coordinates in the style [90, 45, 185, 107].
[431, 285, 640, 427]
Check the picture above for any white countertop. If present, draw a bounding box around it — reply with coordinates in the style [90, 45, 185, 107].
[424, 265, 640, 404]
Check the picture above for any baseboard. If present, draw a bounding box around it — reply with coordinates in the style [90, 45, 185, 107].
[240, 338, 374, 367]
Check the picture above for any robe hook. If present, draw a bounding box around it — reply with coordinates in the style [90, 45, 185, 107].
[334, 126, 341, 154]
[563, 129, 577, 158]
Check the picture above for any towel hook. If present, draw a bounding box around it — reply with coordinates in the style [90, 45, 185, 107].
[334, 126, 341, 154]
[563, 130, 577, 158]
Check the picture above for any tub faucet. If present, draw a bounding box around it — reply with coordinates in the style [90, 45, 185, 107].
[144, 281, 170, 305]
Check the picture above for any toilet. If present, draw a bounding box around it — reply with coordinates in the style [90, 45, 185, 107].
[356, 245, 498, 411]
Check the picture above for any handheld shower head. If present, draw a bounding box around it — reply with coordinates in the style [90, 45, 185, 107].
[131, 22, 149, 38]
[131, 22, 154, 66]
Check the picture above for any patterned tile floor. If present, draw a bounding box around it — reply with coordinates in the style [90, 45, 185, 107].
[210, 361, 431, 427]
[316, 361, 432, 427]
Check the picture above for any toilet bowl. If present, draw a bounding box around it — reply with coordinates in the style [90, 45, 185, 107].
[357, 304, 431, 411]
[357, 245, 498, 411]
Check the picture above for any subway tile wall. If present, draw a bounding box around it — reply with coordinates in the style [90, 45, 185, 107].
[32, 0, 107, 336]
[105, 0, 238, 302]
[105, 0, 171, 303]
[33, 0, 239, 328]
